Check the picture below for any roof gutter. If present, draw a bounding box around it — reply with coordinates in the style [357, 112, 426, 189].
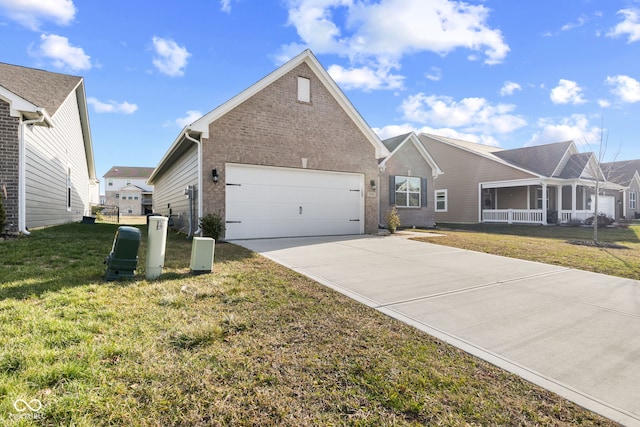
[19, 111, 46, 235]
[183, 128, 202, 236]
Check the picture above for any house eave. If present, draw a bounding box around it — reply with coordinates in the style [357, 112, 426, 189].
[148, 127, 201, 184]
[189, 49, 390, 160]
[380, 132, 443, 177]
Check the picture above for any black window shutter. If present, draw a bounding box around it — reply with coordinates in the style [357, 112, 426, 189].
[421, 178, 428, 207]
[389, 175, 396, 205]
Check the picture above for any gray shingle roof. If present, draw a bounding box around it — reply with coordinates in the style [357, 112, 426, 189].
[601, 160, 640, 186]
[557, 152, 592, 179]
[104, 166, 156, 179]
[0, 62, 82, 115]
[493, 141, 573, 177]
[381, 133, 411, 152]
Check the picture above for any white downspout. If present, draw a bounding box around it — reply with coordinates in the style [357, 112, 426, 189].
[18, 112, 46, 235]
[183, 128, 203, 236]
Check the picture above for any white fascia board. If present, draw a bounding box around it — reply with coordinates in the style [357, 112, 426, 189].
[481, 178, 544, 188]
[381, 132, 443, 177]
[0, 86, 39, 117]
[420, 133, 540, 178]
[551, 141, 578, 177]
[189, 50, 390, 159]
[148, 127, 195, 184]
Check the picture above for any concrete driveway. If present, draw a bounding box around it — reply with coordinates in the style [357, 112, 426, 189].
[233, 233, 640, 426]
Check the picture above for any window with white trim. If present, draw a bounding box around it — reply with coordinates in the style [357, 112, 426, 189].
[395, 176, 421, 207]
[630, 191, 637, 209]
[435, 189, 448, 212]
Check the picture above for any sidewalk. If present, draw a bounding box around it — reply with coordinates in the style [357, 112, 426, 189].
[234, 233, 640, 426]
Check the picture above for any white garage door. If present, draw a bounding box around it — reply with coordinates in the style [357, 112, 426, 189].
[225, 164, 364, 240]
[595, 195, 616, 219]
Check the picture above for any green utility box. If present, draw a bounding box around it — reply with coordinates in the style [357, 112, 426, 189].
[104, 226, 141, 280]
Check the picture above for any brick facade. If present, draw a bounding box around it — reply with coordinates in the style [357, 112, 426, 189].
[200, 62, 380, 235]
[0, 99, 20, 233]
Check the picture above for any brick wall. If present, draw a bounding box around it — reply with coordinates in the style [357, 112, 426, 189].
[201, 62, 380, 234]
[0, 100, 19, 233]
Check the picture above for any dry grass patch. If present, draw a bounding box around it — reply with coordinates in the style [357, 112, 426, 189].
[0, 223, 620, 426]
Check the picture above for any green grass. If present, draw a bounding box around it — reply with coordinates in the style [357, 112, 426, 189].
[415, 223, 640, 280]
[0, 223, 619, 426]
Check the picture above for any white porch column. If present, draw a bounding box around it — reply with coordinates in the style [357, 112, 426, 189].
[556, 185, 562, 223]
[571, 183, 577, 219]
[542, 183, 548, 224]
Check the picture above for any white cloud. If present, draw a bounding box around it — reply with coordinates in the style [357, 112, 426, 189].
[550, 79, 586, 105]
[400, 93, 526, 134]
[33, 33, 91, 71]
[88, 97, 138, 114]
[425, 66, 442, 82]
[499, 81, 521, 96]
[527, 114, 601, 146]
[606, 75, 640, 103]
[174, 110, 203, 128]
[0, 0, 75, 30]
[152, 36, 191, 77]
[598, 99, 611, 108]
[328, 63, 404, 91]
[282, 0, 509, 90]
[607, 8, 640, 43]
[561, 15, 587, 32]
[220, 0, 238, 13]
[374, 123, 500, 146]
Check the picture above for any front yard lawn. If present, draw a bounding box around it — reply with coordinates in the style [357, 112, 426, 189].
[0, 223, 619, 426]
[415, 223, 640, 280]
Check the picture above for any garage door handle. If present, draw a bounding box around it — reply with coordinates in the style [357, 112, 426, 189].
[226, 220, 242, 224]
[299, 206, 303, 215]
[349, 219, 360, 222]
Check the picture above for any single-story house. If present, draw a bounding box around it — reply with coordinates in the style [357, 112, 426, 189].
[601, 160, 640, 219]
[0, 62, 98, 234]
[417, 133, 624, 225]
[148, 50, 389, 240]
[379, 132, 443, 228]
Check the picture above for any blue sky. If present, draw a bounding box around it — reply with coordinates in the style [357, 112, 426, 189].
[2, 0, 640, 193]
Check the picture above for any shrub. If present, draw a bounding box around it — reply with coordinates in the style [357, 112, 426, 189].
[200, 212, 225, 240]
[385, 206, 401, 233]
[584, 214, 615, 227]
[0, 192, 6, 233]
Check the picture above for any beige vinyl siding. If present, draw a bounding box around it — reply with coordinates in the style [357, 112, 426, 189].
[152, 144, 198, 231]
[420, 135, 536, 223]
[24, 90, 92, 228]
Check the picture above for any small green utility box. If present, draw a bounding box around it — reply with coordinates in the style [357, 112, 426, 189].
[104, 226, 141, 280]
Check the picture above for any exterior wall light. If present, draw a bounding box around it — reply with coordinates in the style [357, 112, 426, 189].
[212, 169, 219, 184]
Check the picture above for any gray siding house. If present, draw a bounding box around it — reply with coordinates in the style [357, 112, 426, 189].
[0, 62, 98, 234]
[103, 166, 155, 215]
[602, 160, 640, 220]
[379, 132, 443, 229]
[148, 50, 389, 239]
[417, 133, 623, 225]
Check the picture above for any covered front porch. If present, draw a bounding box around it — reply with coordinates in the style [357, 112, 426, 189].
[479, 179, 598, 225]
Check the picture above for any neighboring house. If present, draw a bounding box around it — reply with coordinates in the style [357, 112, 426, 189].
[148, 49, 389, 240]
[0, 62, 98, 234]
[379, 132, 443, 228]
[103, 166, 154, 215]
[417, 133, 624, 225]
[602, 160, 640, 220]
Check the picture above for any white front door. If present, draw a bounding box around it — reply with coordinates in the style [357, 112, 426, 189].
[225, 164, 364, 239]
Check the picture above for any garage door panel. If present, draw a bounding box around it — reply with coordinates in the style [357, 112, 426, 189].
[225, 164, 364, 239]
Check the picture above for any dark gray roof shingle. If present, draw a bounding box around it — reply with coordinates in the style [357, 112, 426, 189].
[381, 133, 411, 152]
[0, 62, 82, 115]
[601, 160, 640, 186]
[104, 166, 156, 179]
[493, 141, 573, 176]
[558, 152, 592, 179]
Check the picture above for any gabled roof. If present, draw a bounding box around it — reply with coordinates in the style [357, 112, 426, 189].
[0, 62, 96, 182]
[493, 141, 574, 177]
[150, 50, 390, 184]
[557, 152, 593, 179]
[0, 62, 82, 117]
[423, 133, 504, 157]
[380, 132, 443, 177]
[601, 160, 640, 187]
[191, 49, 388, 158]
[104, 166, 155, 179]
